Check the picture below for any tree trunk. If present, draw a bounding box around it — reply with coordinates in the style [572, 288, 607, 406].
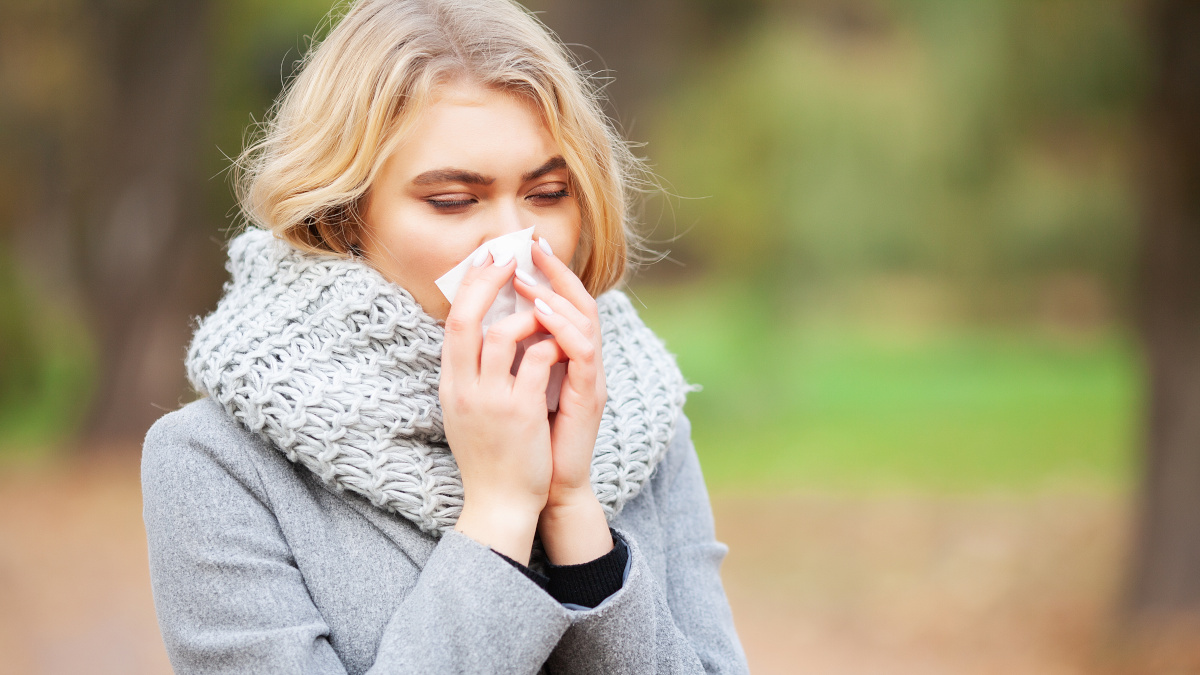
[1123, 0, 1200, 664]
[78, 0, 216, 444]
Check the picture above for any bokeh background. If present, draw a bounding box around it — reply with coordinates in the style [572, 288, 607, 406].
[1, 0, 1198, 673]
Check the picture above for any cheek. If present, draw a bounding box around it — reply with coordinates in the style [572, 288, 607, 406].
[546, 206, 583, 266]
[363, 205, 461, 285]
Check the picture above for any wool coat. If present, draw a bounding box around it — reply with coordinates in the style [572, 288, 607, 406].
[141, 397, 749, 674]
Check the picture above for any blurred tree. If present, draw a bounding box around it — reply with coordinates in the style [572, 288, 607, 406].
[0, 1, 99, 444]
[529, 0, 768, 127]
[74, 0, 220, 443]
[0, 0, 219, 444]
[1125, 0, 1200, 652]
[630, 0, 1140, 322]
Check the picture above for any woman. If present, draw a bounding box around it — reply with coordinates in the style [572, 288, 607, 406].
[142, 0, 748, 672]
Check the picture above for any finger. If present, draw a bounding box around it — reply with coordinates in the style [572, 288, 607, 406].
[442, 251, 516, 379]
[478, 310, 545, 384]
[530, 299, 599, 389]
[514, 269, 594, 339]
[531, 238, 599, 322]
[513, 336, 565, 398]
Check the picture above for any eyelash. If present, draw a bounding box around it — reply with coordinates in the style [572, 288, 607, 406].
[426, 198, 475, 210]
[425, 189, 570, 210]
[529, 189, 570, 203]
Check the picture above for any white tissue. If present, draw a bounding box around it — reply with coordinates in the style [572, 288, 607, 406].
[435, 227, 566, 411]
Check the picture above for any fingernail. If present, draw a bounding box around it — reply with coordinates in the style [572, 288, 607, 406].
[471, 249, 489, 267]
[515, 269, 537, 286]
[534, 298, 554, 315]
[538, 237, 553, 256]
[492, 248, 513, 266]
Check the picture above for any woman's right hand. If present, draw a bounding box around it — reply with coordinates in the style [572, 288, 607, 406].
[440, 251, 564, 564]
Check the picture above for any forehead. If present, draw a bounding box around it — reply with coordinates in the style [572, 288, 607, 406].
[388, 82, 562, 177]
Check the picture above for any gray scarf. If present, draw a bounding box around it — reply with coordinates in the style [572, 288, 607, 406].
[186, 228, 689, 536]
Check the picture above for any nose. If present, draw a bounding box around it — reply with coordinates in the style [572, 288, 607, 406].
[488, 198, 529, 239]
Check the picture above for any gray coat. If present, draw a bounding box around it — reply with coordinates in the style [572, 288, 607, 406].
[142, 398, 749, 674]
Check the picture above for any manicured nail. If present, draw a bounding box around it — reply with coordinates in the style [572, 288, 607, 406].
[538, 237, 553, 256]
[534, 298, 554, 315]
[513, 266, 537, 284]
[492, 248, 513, 266]
[515, 269, 537, 286]
[471, 249, 489, 267]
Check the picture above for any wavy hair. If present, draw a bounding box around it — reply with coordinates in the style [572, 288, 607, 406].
[234, 0, 646, 296]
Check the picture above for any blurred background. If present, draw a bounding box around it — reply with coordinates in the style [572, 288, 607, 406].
[1, 0, 1198, 673]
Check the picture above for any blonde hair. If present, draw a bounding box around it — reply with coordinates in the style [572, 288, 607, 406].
[235, 0, 645, 296]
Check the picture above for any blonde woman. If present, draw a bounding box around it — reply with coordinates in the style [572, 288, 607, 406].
[142, 0, 748, 672]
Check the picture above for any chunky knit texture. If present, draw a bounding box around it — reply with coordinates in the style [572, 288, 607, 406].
[185, 228, 689, 536]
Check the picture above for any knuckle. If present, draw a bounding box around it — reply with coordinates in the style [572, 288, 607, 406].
[459, 392, 481, 412]
[527, 344, 557, 365]
[577, 343, 597, 362]
[445, 315, 471, 333]
[441, 387, 469, 411]
[473, 393, 503, 415]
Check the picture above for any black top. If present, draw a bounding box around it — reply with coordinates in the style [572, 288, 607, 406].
[493, 530, 629, 609]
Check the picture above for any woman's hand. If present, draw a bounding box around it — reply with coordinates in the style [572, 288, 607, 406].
[442, 252, 563, 565]
[514, 238, 614, 565]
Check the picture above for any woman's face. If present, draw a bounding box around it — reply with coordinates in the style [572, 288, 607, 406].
[358, 81, 582, 321]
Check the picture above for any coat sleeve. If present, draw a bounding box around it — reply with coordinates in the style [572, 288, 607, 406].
[141, 409, 571, 675]
[544, 414, 750, 674]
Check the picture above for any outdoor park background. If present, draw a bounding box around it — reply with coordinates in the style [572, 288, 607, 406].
[0, 0, 1196, 673]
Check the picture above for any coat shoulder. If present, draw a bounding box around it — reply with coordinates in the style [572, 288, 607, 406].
[142, 397, 275, 501]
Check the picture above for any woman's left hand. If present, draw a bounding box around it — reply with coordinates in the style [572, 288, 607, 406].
[514, 238, 614, 565]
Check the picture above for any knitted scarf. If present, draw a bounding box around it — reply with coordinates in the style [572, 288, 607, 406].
[186, 228, 689, 536]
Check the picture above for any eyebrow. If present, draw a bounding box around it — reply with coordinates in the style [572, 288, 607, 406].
[521, 156, 567, 182]
[410, 168, 494, 186]
[409, 155, 568, 188]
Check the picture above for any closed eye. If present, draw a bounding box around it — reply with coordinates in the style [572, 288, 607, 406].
[426, 197, 476, 211]
[527, 189, 570, 205]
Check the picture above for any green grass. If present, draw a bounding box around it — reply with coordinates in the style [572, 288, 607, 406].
[631, 284, 1141, 494]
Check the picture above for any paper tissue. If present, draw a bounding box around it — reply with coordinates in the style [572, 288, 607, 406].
[435, 227, 566, 411]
